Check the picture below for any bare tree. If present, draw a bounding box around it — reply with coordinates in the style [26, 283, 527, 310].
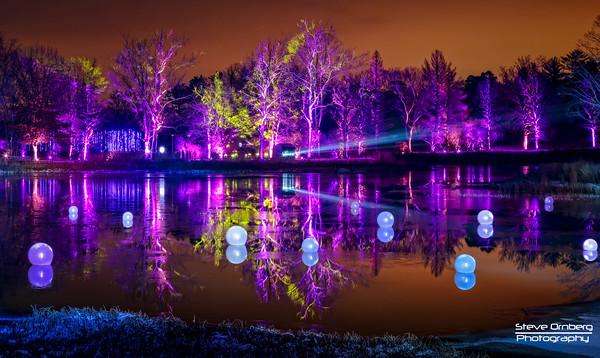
[388, 67, 427, 152]
[111, 30, 190, 159]
[478, 72, 495, 150]
[578, 15, 600, 59]
[331, 75, 363, 158]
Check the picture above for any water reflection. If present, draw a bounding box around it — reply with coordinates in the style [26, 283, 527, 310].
[0, 169, 598, 334]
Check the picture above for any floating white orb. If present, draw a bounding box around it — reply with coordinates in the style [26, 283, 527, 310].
[159, 146, 166, 154]
[454, 273, 476, 291]
[123, 212, 133, 222]
[225, 245, 247, 264]
[377, 227, 394, 243]
[68, 212, 78, 222]
[454, 254, 477, 274]
[477, 210, 494, 225]
[28, 265, 54, 289]
[68, 205, 78, 216]
[302, 252, 319, 267]
[226, 226, 248, 245]
[377, 211, 394, 228]
[583, 250, 598, 262]
[477, 224, 494, 239]
[583, 239, 598, 251]
[544, 196, 554, 206]
[28, 242, 54, 266]
[544, 203, 554, 212]
[122, 218, 133, 229]
[350, 201, 360, 211]
[351, 207, 359, 216]
[301, 237, 319, 253]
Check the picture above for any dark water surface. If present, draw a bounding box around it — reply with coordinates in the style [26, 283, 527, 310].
[0, 166, 598, 336]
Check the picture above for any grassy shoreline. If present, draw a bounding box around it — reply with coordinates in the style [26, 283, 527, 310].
[0, 308, 476, 357]
[0, 148, 599, 173]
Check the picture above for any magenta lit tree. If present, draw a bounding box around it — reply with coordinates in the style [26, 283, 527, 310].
[289, 20, 353, 158]
[388, 67, 427, 152]
[503, 57, 544, 150]
[478, 72, 495, 150]
[246, 40, 289, 159]
[111, 30, 190, 159]
[422, 50, 466, 152]
[59, 58, 107, 160]
[331, 75, 364, 158]
[566, 57, 600, 148]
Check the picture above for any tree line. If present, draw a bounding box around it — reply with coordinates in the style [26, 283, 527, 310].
[0, 17, 599, 161]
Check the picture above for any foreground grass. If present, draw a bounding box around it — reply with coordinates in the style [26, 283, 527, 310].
[0, 308, 478, 357]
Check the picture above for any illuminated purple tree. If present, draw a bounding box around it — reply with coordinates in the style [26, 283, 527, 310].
[59, 58, 107, 160]
[422, 50, 466, 152]
[503, 57, 544, 150]
[566, 57, 600, 148]
[111, 30, 190, 159]
[289, 20, 353, 157]
[388, 67, 427, 152]
[246, 40, 289, 159]
[478, 73, 495, 150]
[331, 75, 364, 158]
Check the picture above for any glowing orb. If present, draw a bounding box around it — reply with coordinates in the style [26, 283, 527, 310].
[583, 250, 598, 262]
[159, 146, 166, 154]
[123, 212, 133, 222]
[544, 196, 554, 206]
[454, 273, 476, 291]
[302, 252, 319, 267]
[68, 206, 78, 216]
[351, 207, 359, 216]
[544, 203, 553, 212]
[477, 224, 494, 239]
[583, 239, 598, 251]
[28, 243, 54, 266]
[350, 201, 360, 211]
[377, 211, 394, 228]
[28, 265, 54, 289]
[122, 218, 133, 229]
[454, 254, 477, 274]
[225, 245, 247, 264]
[301, 238, 319, 253]
[377, 227, 394, 243]
[68, 212, 78, 221]
[226, 226, 248, 245]
[477, 210, 494, 225]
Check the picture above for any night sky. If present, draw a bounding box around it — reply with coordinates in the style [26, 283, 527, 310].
[2, 0, 599, 78]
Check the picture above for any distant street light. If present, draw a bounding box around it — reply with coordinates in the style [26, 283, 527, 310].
[159, 146, 166, 154]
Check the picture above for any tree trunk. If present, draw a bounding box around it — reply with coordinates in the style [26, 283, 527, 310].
[32, 143, 39, 161]
[523, 133, 528, 151]
[307, 124, 312, 158]
[408, 127, 414, 153]
[591, 128, 596, 148]
[534, 134, 539, 150]
[83, 141, 89, 161]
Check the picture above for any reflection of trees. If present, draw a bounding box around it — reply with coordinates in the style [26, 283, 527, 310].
[558, 263, 600, 301]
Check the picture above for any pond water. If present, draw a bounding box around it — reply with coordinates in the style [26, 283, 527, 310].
[0, 167, 598, 336]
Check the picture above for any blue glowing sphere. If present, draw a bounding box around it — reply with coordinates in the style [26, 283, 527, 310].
[301, 238, 319, 253]
[583, 250, 598, 262]
[454, 254, 477, 274]
[68, 212, 78, 222]
[477, 224, 494, 239]
[454, 273, 476, 291]
[351, 207, 359, 216]
[350, 201, 360, 211]
[122, 218, 133, 229]
[583, 239, 598, 251]
[377, 211, 394, 228]
[159, 146, 166, 154]
[544, 203, 554, 212]
[28, 242, 54, 266]
[477, 210, 494, 225]
[28, 265, 54, 289]
[68, 205, 78, 216]
[544, 196, 554, 206]
[123, 211, 133, 222]
[225, 245, 247, 264]
[302, 252, 319, 267]
[377, 227, 394, 243]
[226, 226, 248, 245]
